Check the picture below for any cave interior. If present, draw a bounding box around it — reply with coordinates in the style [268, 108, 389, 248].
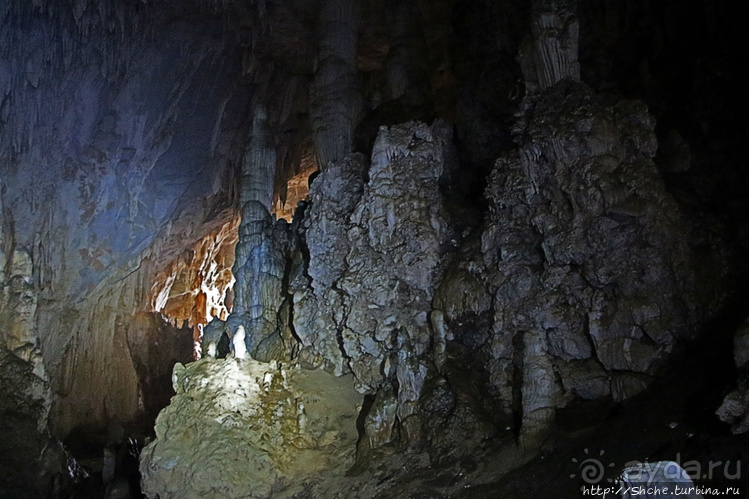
[1, 0, 749, 497]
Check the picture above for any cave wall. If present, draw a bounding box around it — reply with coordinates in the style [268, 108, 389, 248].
[0, 0, 257, 447]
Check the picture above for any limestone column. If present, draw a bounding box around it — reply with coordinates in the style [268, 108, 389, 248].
[229, 104, 287, 360]
[522, 0, 580, 92]
[384, 0, 431, 108]
[309, 0, 362, 170]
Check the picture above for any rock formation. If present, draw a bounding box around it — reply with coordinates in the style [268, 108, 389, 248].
[717, 318, 749, 434]
[478, 80, 699, 447]
[309, 0, 363, 170]
[140, 357, 359, 498]
[220, 103, 295, 362]
[0, 0, 746, 497]
[293, 121, 452, 447]
[1, 1, 254, 493]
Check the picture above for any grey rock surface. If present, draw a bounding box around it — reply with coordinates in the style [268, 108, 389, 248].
[473, 80, 702, 440]
[139, 357, 360, 499]
[0, 1, 743, 496]
[717, 317, 749, 434]
[291, 120, 452, 447]
[0, 0, 253, 440]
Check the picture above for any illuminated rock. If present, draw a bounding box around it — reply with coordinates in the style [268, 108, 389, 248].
[140, 357, 359, 498]
[150, 213, 239, 329]
[618, 461, 701, 499]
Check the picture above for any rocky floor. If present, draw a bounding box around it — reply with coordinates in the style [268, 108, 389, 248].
[52, 298, 749, 499]
[122, 311, 745, 498]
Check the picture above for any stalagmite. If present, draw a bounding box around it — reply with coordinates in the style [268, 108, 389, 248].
[228, 103, 292, 361]
[233, 325, 248, 359]
[0, 1, 744, 496]
[519, 330, 557, 449]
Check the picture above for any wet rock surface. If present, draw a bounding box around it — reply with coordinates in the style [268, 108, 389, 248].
[139, 357, 360, 499]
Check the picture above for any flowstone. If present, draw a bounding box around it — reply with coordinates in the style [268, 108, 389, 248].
[139, 358, 359, 498]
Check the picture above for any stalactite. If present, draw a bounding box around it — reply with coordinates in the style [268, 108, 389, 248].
[522, 0, 580, 92]
[309, 0, 362, 170]
[384, 0, 431, 107]
[239, 105, 276, 212]
[149, 212, 239, 329]
[0, 0, 255, 456]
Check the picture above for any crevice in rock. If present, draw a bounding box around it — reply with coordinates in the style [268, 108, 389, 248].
[356, 393, 377, 444]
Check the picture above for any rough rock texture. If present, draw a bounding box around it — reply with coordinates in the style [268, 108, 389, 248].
[716, 318, 749, 434]
[166, 105, 726, 494]
[522, 0, 580, 92]
[291, 121, 452, 447]
[1, 0, 746, 496]
[0, 246, 69, 494]
[0, 5, 262, 495]
[203, 104, 297, 363]
[217, 213, 294, 362]
[0, 350, 70, 496]
[150, 212, 239, 330]
[0, 0, 256, 451]
[472, 79, 703, 446]
[139, 357, 360, 499]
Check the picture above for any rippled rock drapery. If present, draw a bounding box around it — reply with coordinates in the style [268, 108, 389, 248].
[203, 104, 296, 362]
[309, 0, 363, 170]
[524, 0, 581, 92]
[139, 357, 359, 499]
[0, 0, 742, 497]
[150, 213, 239, 330]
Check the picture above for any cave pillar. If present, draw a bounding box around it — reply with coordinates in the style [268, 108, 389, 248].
[384, 0, 431, 108]
[522, 0, 580, 92]
[239, 105, 276, 213]
[309, 0, 362, 170]
[227, 104, 289, 360]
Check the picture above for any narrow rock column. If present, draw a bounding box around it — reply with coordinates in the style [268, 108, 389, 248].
[309, 0, 362, 170]
[522, 0, 580, 92]
[229, 104, 288, 360]
[239, 105, 276, 213]
[384, 0, 431, 107]
[519, 329, 557, 450]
